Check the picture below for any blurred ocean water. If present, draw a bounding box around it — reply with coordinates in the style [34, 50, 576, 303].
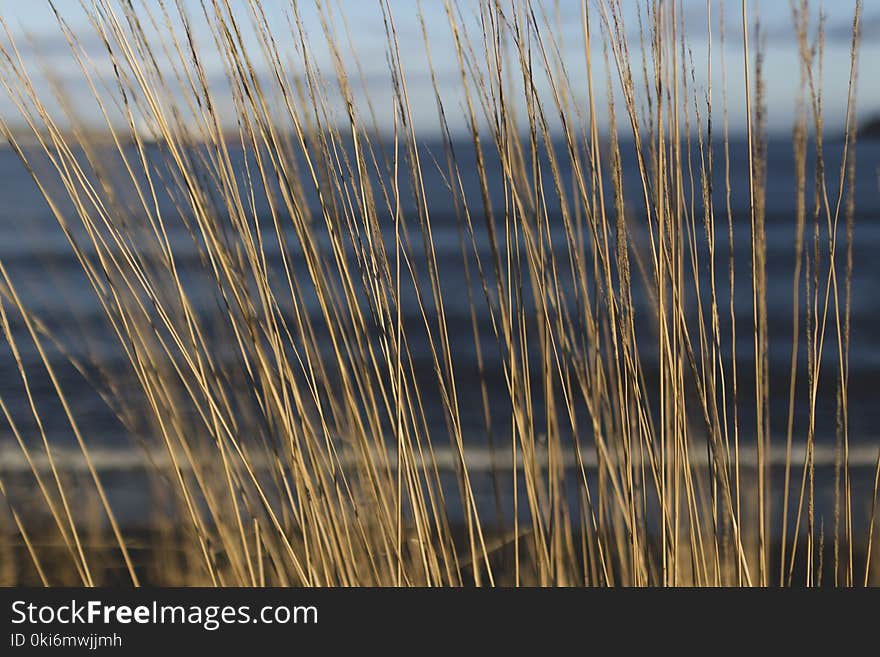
[0, 135, 878, 485]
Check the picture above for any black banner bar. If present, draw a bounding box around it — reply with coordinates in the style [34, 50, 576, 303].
[1, 587, 876, 652]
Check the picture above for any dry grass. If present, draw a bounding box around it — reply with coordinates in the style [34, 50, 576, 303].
[0, 0, 874, 586]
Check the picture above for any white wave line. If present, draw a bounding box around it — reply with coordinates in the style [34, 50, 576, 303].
[1, 441, 878, 474]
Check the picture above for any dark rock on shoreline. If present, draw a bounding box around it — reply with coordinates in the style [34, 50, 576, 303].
[857, 115, 880, 140]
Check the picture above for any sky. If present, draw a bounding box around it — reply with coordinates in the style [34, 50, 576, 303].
[0, 0, 876, 138]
